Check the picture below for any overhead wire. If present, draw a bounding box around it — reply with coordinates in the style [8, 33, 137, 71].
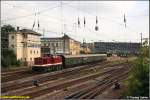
[2, 1, 142, 34]
[2, 1, 147, 43]
[1, 22, 62, 36]
[2, 2, 72, 22]
[65, 3, 146, 34]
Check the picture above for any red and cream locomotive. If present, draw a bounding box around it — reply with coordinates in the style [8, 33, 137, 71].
[32, 54, 63, 72]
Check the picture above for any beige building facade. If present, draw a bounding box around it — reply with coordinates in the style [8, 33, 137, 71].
[9, 28, 41, 66]
[41, 34, 80, 55]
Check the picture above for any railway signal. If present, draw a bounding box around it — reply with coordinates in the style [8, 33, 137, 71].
[124, 14, 126, 28]
[78, 17, 80, 28]
[84, 16, 86, 27]
[95, 16, 99, 31]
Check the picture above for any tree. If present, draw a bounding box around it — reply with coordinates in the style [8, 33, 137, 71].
[1, 49, 18, 68]
[124, 40, 149, 97]
[1, 24, 16, 49]
[1, 25, 21, 68]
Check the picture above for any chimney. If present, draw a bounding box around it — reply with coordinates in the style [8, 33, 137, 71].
[17, 27, 19, 31]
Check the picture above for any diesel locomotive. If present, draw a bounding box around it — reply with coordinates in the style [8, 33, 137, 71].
[32, 54, 107, 72]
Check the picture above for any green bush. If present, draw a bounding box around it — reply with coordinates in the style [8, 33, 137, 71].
[123, 40, 149, 98]
[16, 60, 22, 67]
[1, 49, 22, 68]
[124, 58, 149, 97]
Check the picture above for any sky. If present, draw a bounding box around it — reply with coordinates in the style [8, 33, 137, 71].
[1, 1, 149, 43]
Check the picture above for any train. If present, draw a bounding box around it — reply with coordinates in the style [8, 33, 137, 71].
[32, 54, 107, 72]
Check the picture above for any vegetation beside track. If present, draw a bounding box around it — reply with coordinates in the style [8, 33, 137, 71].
[123, 40, 149, 98]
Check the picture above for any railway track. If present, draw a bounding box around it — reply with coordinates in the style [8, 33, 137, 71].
[2, 67, 30, 76]
[2, 70, 36, 83]
[2, 61, 109, 83]
[36, 64, 131, 99]
[2, 60, 128, 94]
[22, 67, 121, 98]
[2, 61, 108, 92]
[21, 63, 130, 99]
[65, 69, 130, 99]
[4, 64, 124, 96]
[2, 60, 133, 99]
[2, 57, 128, 83]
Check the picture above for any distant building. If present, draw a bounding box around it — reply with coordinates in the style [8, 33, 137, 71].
[94, 42, 140, 54]
[41, 34, 81, 55]
[9, 28, 41, 66]
[80, 42, 94, 54]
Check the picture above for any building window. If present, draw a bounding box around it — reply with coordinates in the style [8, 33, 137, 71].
[34, 51, 35, 54]
[20, 58, 22, 60]
[11, 35, 14, 39]
[11, 44, 14, 48]
[30, 50, 32, 54]
[23, 34, 27, 38]
[24, 58, 26, 61]
[51, 43, 54, 47]
[37, 51, 38, 54]
[23, 43, 27, 47]
[56, 43, 58, 47]
[30, 58, 32, 61]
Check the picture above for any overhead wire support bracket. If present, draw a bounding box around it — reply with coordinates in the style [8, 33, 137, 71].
[32, 12, 36, 30]
[84, 16, 86, 27]
[38, 11, 40, 30]
[124, 13, 127, 28]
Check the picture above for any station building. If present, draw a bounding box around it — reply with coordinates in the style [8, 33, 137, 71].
[94, 42, 140, 55]
[9, 27, 41, 66]
[41, 34, 81, 55]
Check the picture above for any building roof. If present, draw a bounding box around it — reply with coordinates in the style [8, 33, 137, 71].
[41, 34, 81, 43]
[94, 41, 140, 44]
[19, 29, 42, 36]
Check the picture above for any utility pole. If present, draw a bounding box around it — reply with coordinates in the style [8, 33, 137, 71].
[60, 0, 65, 55]
[43, 28, 45, 38]
[139, 33, 143, 58]
[63, 33, 65, 55]
[140, 33, 142, 47]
